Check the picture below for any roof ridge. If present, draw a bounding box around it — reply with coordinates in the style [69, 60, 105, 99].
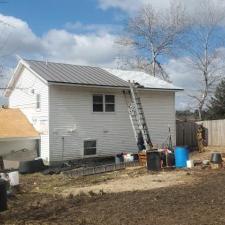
[20, 59, 182, 91]
[23, 59, 100, 69]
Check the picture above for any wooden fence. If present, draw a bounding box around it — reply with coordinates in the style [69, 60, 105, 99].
[200, 120, 225, 146]
[176, 121, 198, 147]
[176, 119, 225, 147]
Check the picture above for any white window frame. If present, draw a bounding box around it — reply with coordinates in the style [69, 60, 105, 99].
[105, 94, 115, 112]
[92, 94, 115, 113]
[93, 94, 104, 112]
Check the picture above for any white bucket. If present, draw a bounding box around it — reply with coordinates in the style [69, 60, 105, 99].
[186, 160, 194, 168]
[8, 171, 19, 186]
[123, 154, 134, 163]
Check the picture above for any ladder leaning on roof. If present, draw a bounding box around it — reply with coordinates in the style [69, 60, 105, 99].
[124, 81, 153, 151]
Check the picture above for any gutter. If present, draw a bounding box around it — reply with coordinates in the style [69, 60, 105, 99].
[48, 81, 184, 92]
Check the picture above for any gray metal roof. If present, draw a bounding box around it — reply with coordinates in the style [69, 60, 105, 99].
[24, 60, 129, 87]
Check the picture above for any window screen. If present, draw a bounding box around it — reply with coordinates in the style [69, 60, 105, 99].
[84, 140, 97, 155]
[105, 95, 115, 112]
[93, 95, 103, 112]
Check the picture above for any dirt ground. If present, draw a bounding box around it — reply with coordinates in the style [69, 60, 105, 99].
[1, 148, 225, 225]
[190, 146, 225, 160]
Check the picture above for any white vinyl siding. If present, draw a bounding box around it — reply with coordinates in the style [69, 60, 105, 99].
[49, 85, 176, 163]
[8, 67, 50, 162]
[36, 94, 41, 110]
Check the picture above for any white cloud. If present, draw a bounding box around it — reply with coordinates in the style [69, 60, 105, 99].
[0, 14, 44, 58]
[64, 21, 122, 35]
[98, 0, 225, 15]
[162, 57, 198, 110]
[98, 0, 170, 13]
[167, 58, 199, 91]
[42, 29, 130, 66]
[0, 14, 131, 68]
[166, 57, 210, 110]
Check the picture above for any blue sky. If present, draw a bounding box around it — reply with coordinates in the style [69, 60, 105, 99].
[0, 0, 132, 69]
[0, 0, 123, 35]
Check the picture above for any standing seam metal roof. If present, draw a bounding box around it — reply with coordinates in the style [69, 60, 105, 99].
[24, 60, 129, 87]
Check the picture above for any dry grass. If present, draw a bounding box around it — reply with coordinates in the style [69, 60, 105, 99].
[190, 146, 225, 160]
[2, 148, 225, 225]
[2, 168, 225, 225]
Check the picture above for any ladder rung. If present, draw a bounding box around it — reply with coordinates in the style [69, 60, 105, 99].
[129, 82, 152, 148]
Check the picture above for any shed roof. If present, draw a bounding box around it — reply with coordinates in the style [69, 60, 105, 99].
[0, 108, 39, 139]
[104, 68, 182, 90]
[23, 59, 182, 91]
[24, 60, 129, 88]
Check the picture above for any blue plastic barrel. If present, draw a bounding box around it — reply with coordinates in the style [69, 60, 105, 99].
[175, 146, 189, 168]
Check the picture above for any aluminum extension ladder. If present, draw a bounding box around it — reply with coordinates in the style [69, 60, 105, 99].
[128, 81, 153, 151]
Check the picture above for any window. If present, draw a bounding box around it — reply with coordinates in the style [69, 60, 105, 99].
[93, 94, 115, 112]
[93, 95, 103, 112]
[84, 140, 97, 155]
[36, 94, 41, 109]
[105, 95, 115, 112]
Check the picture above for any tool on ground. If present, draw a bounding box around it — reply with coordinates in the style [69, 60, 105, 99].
[124, 81, 153, 151]
[161, 125, 173, 150]
[168, 126, 173, 150]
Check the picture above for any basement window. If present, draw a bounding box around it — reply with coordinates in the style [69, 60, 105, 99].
[36, 94, 41, 110]
[84, 140, 97, 156]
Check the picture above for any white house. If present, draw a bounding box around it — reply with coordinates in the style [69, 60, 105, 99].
[5, 59, 182, 165]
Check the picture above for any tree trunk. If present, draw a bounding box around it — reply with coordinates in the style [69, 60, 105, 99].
[198, 107, 202, 121]
[152, 55, 156, 77]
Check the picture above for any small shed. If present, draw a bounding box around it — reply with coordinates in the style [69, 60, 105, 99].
[0, 108, 40, 166]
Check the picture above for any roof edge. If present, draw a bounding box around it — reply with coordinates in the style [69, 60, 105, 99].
[4, 59, 48, 97]
[49, 81, 183, 91]
[0, 136, 40, 141]
[4, 60, 24, 97]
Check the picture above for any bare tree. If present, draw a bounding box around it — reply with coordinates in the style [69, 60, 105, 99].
[117, 0, 186, 81]
[181, 0, 225, 120]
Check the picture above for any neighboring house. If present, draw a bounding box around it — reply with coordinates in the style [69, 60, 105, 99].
[5, 59, 182, 165]
[0, 108, 39, 156]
